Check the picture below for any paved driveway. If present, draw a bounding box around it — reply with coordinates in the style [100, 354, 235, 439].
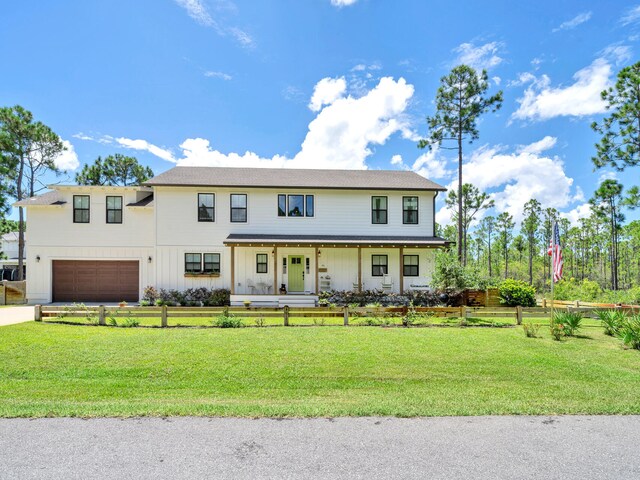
[0, 306, 33, 326]
[1, 416, 639, 480]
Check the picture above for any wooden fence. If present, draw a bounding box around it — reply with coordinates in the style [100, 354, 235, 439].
[0, 281, 26, 305]
[34, 304, 565, 327]
[464, 288, 500, 307]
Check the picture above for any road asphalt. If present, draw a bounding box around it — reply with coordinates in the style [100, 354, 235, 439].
[1, 416, 639, 479]
[0, 306, 33, 326]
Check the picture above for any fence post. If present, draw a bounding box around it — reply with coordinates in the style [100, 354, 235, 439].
[516, 306, 523, 325]
[574, 300, 580, 308]
[161, 305, 168, 327]
[343, 306, 349, 326]
[542, 298, 547, 308]
[283, 305, 289, 326]
[34, 304, 42, 322]
[98, 305, 106, 326]
[459, 306, 465, 319]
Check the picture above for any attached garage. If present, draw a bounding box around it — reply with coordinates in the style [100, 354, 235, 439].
[52, 260, 139, 303]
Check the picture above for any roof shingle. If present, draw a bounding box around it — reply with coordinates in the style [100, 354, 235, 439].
[145, 166, 446, 191]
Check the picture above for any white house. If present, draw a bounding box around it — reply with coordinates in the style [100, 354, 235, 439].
[16, 166, 449, 305]
[1, 232, 26, 280]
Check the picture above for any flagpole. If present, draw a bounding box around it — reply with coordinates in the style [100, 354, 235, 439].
[550, 220, 555, 323]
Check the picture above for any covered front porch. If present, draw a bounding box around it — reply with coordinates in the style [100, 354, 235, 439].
[224, 234, 450, 305]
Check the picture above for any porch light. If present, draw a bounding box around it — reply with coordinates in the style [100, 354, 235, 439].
[36, 255, 40, 262]
[148, 256, 152, 263]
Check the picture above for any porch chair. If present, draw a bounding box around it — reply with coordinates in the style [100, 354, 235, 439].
[381, 275, 393, 293]
[246, 279, 257, 294]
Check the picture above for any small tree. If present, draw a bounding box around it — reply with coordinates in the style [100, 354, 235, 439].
[477, 215, 496, 278]
[75, 154, 153, 186]
[445, 183, 494, 266]
[418, 65, 502, 262]
[522, 199, 542, 285]
[0, 105, 65, 280]
[496, 212, 515, 279]
[592, 61, 640, 171]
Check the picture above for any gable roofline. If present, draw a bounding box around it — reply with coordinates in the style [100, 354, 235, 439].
[144, 166, 447, 191]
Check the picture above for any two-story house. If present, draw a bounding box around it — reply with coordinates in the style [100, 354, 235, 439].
[16, 166, 449, 305]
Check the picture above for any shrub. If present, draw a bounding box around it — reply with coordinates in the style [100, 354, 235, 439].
[523, 322, 540, 338]
[107, 316, 118, 327]
[499, 279, 536, 307]
[401, 303, 420, 327]
[553, 311, 582, 337]
[617, 315, 640, 350]
[254, 315, 266, 327]
[318, 289, 461, 307]
[139, 300, 150, 307]
[431, 249, 490, 291]
[121, 317, 140, 328]
[595, 309, 626, 336]
[214, 308, 243, 328]
[207, 288, 231, 307]
[142, 286, 159, 303]
[550, 321, 565, 341]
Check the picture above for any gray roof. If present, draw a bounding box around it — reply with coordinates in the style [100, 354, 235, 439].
[126, 194, 154, 207]
[145, 166, 446, 191]
[13, 190, 66, 207]
[225, 233, 451, 247]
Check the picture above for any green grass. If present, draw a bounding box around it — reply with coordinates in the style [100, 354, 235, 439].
[1, 321, 639, 418]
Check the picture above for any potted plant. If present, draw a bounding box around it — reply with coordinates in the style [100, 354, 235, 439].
[119, 300, 128, 308]
[279, 284, 287, 295]
[243, 299, 251, 308]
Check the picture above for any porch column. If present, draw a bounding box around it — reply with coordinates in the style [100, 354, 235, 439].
[357, 246, 362, 293]
[230, 245, 235, 295]
[273, 245, 278, 294]
[314, 247, 319, 295]
[399, 246, 404, 294]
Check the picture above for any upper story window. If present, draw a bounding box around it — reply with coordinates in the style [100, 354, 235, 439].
[372, 196, 388, 224]
[403, 255, 419, 276]
[230, 194, 247, 222]
[403, 196, 418, 224]
[277, 194, 314, 217]
[73, 195, 90, 223]
[106, 196, 123, 224]
[198, 193, 215, 222]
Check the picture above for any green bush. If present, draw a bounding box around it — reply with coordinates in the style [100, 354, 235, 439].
[214, 308, 243, 328]
[522, 322, 540, 338]
[553, 311, 583, 337]
[617, 315, 640, 350]
[431, 250, 489, 291]
[498, 279, 536, 307]
[595, 309, 626, 336]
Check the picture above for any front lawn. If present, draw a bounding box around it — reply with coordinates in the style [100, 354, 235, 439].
[0, 322, 639, 417]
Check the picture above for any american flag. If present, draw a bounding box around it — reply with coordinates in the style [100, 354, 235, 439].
[547, 222, 563, 283]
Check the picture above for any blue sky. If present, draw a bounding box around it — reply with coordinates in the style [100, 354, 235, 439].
[2, 0, 640, 224]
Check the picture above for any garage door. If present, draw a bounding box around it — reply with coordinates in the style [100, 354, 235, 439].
[52, 260, 139, 303]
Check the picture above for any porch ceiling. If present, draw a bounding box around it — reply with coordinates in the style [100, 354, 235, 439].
[224, 233, 452, 248]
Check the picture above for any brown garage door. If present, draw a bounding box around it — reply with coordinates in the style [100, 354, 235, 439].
[52, 260, 139, 303]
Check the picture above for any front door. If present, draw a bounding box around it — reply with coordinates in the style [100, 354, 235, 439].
[288, 256, 304, 292]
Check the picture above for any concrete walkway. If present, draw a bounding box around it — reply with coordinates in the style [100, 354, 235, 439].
[0, 306, 34, 326]
[1, 416, 639, 479]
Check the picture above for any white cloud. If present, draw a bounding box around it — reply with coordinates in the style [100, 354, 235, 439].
[204, 70, 233, 80]
[517, 135, 557, 155]
[439, 138, 576, 224]
[511, 58, 612, 122]
[308, 77, 347, 112]
[597, 170, 618, 183]
[621, 5, 640, 25]
[115, 138, 177, 163]
[411, 147, 452, 180]
[330, 0, 358, 7]
[553, 11, 592, 32]
[54, 140, 80, 171]
[390, 154, 403, 166]
[562, 202, 592, 225]
[453, 41, 504, 71]
[174, 0, 254, 48]
[115, 76, 415, 171]
[492, 76, 501, 86]
[599, 44, 632, 66]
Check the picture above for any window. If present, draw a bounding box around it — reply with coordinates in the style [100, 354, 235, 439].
[185, 253, 202, 273]
[256, 254, 268, 273]
[403, 196, 418, 224]
[230, 194, 247, 222]
[288, 195, 304, 217]
[372, 255, 388, 276]
[277, 194, 315, 217]
[282, 257, 287, 274]
[372, 196, 388, 224]
[73, 195, 90, 223]
[203, 253, 221, 274]
[403, 255, 419, 276]
[198, 193, 215, 222]
[305, 195, 314, 217]
[305, 257, 310, 273]
[106, 196, 122, 224]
